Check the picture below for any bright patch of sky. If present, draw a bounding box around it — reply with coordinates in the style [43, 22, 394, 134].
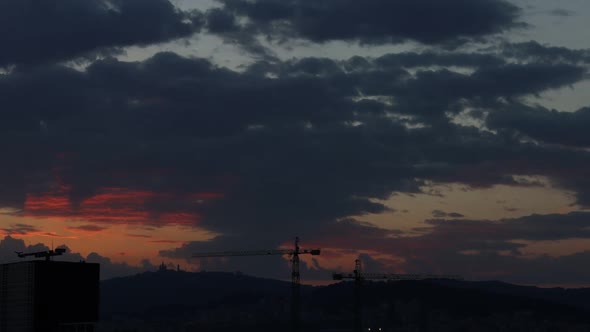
[503, 0, 590, 113]
[511, 0, 590, 49]
[361, 181, 577, 233]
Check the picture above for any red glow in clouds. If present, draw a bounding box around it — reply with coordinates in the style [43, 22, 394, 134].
[24, 186, 222, 226]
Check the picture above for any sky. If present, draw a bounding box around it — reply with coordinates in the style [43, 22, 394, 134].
[2, 0, 590, 287]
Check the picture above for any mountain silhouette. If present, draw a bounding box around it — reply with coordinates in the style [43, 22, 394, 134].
[98, 270, 590, 331]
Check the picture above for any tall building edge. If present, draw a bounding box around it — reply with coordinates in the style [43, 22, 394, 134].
[0, 260, 100, 332]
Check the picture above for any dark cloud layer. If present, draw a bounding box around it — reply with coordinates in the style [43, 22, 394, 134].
[502, 41, 590, 64]
[423, 212, 590, 242]
[213, 0, 523, 45]
[1, 223, 40, 236]
[432, 210, 465, 218]
[1, 48, 590, 232]
[487, 105, 590, 148]
[0, 0, 203, 66]
[1, 0, 590, 286]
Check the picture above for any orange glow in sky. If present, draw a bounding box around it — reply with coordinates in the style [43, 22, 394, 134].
[0, 184, 224, 268]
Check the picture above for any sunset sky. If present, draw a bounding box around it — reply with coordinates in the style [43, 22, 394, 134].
[2, 0, 590, 287]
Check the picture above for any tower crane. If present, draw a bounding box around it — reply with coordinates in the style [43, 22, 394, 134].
[15, 248, 66, 261]
[333, 259, 463, 332]
[191, 236, 320, 332]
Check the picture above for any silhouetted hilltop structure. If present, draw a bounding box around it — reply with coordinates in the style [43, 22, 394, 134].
[97, 270, 590, 332]
[0, 260, 100, 332]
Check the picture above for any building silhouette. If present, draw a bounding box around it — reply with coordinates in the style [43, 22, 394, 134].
[0, 260, 100, 332]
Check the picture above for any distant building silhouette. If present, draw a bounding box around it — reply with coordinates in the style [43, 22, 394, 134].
[0, 260, 100, 332]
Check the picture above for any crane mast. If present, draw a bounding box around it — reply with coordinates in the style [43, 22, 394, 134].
[291, 237, 301, 332]
[191, 236, 320, 332]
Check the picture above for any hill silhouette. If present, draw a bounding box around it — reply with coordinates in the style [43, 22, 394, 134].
[100, 269, 304, 314]
[430, 279, 590, 311]
[98, 270, 590, 331]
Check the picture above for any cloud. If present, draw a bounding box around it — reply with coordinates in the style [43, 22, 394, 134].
[126, 234, 153, 239]
[161, 211, 590, 284]
[0, 0, 204, 66]
[212, 0, 523, 46]
[21, 186, 210, 226]
[67, 224, 108, 232]
[0, 236, 156, 280]
[0, 50, 589, 231]
[0, 235, 48, 262]
[422, 212, 590, 242]
[1, 223, 40, 235]
[204, 7, 278, 60]
[501, 41, 590, 64]
[484, 102, 590, 207]
[487, 104, 590, 148]
[308, 212, 590, 283]
[432, 210, 465, 218]
[548, 8, 573, 17]
[393, 63, 586, 120]
[373, 51, 506, 69]
[1, 42, 590, 286]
